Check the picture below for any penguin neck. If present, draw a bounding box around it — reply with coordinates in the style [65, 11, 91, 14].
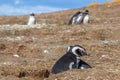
[67, 52, 77, 61]
[67, 52, 81, 68]
[29, 16, 35, 19]
[83, 13, 88, 16]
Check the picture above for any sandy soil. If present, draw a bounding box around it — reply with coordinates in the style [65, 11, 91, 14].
[0, 3, 120, 80]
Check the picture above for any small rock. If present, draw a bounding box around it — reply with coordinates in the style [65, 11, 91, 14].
[101, 55, 109, 58]
[13, 54, 20, 58]
[44, 50, 49, 54]
[103, 40, 109, 44]
[100, 54, 110, 59]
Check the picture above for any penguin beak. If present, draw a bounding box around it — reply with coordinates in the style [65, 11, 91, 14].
[83, 51, 90, 56]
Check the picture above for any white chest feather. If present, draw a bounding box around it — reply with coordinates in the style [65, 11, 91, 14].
[76, 14, 83, 23]
[83, 15, 90, 24]
[72, 17, 77, 24]
[27, 16, 36, 25]
[69, 62, 74, 69]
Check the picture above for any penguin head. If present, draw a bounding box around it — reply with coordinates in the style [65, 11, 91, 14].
[67, 45, 89, 57]
[30, 13, 35, 16]
[85, 10, 89, 13]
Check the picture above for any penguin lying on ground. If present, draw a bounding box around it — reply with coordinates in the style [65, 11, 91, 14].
[51, 45, 91, 74]
[27, 13, 36, 25]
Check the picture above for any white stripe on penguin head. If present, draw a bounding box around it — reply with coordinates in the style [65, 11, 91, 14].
[72, 46, 85, 56]
[67, 46, 71, 52]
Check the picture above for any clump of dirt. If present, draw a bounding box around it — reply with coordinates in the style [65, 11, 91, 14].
[0, 44, 6, 50]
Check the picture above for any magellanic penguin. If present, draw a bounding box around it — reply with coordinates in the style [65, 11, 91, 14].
[75, 12, 84, 24]
[51, 45, 91, 74]
[83, 10, 90, 24]
[27, 13, 36, 25]
[68, 11, 82, 25]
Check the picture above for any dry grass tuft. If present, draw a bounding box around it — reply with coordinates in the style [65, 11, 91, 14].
[104, 2, 112, 5]
[87, 2, 100, 8]
[104, 0, 120, 6]
[113, 0, 120, 4]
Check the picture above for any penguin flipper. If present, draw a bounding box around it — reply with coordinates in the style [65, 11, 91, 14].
[78, 59, 92, 69]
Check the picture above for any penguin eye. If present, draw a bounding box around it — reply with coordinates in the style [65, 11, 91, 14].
[75, 49, 80, 53]
[75, 49, 82, 56]
[80, 50, 83, 53]
[79, 50, 83, 54]
[79, 48, 85, 52]
[80, 49, 87, 56]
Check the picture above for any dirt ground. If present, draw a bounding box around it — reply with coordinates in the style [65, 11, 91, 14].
[0, 3, 120, 80]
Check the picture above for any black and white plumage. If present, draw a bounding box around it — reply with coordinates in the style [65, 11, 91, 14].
[68, 10, 90, 25]
[75, 12, 84, 24]
[51, 45, 91, 74]
[27, 13, 36, 25]
[76, 57, 92, 69]
[83, 10, 90, 24]
[68, 12, 83, 25]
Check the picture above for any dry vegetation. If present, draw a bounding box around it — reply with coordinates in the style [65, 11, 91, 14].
[87, 2, 100, 7]
[113, 0, 120, 3]
[103, 0, 120, 5]
[0, 2, 120, 80]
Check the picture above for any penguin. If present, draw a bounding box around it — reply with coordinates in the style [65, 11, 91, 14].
[51, 45, 91, 74]
[75, 12, 84, 24]
[27, 13, 36, 25]
[68, 11, 82, 25]
[82, 10, 90, 24]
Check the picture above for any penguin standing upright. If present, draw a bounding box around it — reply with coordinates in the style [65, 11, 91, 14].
[51, 45, 91, 74]
[83, 10, 90, 24]
[75, 12, 84, 24]
[27, 13, 36, 25]
[68, 11, 82, 25]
